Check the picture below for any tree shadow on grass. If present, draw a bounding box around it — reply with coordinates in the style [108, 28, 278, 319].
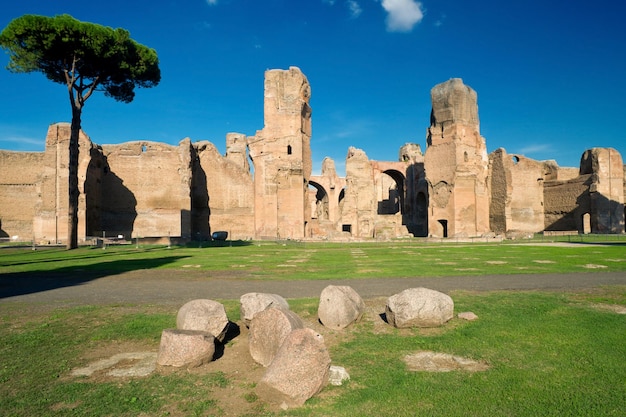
[0, 246, 168, 268]
[0, 255, 187, 299]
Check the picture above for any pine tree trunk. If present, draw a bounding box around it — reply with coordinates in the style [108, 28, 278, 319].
[67, 106, 81, 250]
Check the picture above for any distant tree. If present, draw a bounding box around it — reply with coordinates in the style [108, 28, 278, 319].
[0, 14, 160, 249]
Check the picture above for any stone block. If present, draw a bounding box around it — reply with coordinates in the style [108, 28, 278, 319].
[256, 328, 331, 408]
[318, 285, 364, 330]
[240, 292, 290, 328]
[156, 328, 215, 368]
[176, 299, 229, 341]
[385, 287, 454, 328]
[248, 307, 303, 367]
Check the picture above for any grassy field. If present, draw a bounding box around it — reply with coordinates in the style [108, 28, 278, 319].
[1, 241, 625, 416]
[1, 239, 626, 279]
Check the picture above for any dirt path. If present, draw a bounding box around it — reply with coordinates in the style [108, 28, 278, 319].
[1, 269, 625, 307]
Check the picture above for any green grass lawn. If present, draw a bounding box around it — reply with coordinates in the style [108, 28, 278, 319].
[0, 241, 625, 416]
[318, 290, 626, 417]
[1, 240, 626, 279]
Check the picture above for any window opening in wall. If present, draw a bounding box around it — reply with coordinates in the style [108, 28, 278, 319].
[141, 145, 147, 153]
[287, 145, 292, 155]
[246, 147, 255, 179]
[512, 155, 519, 164]
[342, 224, 352, 234]
[338, 187, 346, 204]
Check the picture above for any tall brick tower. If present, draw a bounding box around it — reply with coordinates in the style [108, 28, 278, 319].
[424, 78, 490, 237]
[247, 67, 312, 239]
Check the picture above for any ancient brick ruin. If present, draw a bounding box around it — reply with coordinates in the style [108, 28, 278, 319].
[1, 67, 624, 244]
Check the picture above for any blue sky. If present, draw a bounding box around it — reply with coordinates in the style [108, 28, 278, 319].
[1, 0, 625, 175]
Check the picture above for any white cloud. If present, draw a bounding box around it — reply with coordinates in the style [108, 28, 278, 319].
[434, 13, 446, 27]
[519, 143, 554, 155]
[206, 0, 218, 5]
[323, 0, 362, 18]
[347, 0, 362, 18]
[0, 135, 44, 150]
[381, 0, 424, 32]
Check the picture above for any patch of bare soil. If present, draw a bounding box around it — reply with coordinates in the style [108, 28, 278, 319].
[187, 325, 270, 416]
[582, 264, 608, 269]
[590, 303, 626, 314]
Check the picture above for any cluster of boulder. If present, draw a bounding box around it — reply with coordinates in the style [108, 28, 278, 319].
[156, 285, 457, 408]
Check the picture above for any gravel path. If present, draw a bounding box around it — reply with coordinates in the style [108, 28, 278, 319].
[1, 269, 625, 307]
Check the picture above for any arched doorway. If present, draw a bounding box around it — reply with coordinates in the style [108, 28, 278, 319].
[308, 181, 329, 220]
[377, 170, 405, 215]
[437, 219, 448, 238]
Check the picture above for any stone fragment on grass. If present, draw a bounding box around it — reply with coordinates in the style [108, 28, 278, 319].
[157, 328, 215, 368]
[249, 307, 304, 367]
[458, 311, 478, 321]
[71, 351, 157, 377]
[176, 299, 229, 341]
[318, 285, 365, 330]
[385, 287, 454, 328]
[404, 351, 490, 372]
[240, 292, 290, 327]
[256, 328, 331, 408]
[328, 365, 350, 386]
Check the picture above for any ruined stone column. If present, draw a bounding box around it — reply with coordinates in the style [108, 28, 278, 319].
[248, 67, 312, 239]
[341, 147, 377, 238]
[424, 79, 490, 238]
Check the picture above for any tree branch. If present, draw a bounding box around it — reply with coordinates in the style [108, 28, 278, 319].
[82, 76, 100, 102]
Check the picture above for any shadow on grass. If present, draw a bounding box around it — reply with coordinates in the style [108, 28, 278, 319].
[183, 240, 254, 248]
[564, 241, 626, 246]
[0, 255, 187, 299]
[0, 245, 170, 268]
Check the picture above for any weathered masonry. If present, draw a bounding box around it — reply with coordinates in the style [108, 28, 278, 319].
[1, 67, 624, 244]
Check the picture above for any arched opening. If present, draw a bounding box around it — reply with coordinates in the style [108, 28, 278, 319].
[338, 187, 346, 206]
[377, 170, 405, 215]
[287, 145, 292, 155]
[512, 155, 520, 165]
[415, 192, 428, 237]
[438, 219, 448, 238]
[308, 181, 329, 220]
